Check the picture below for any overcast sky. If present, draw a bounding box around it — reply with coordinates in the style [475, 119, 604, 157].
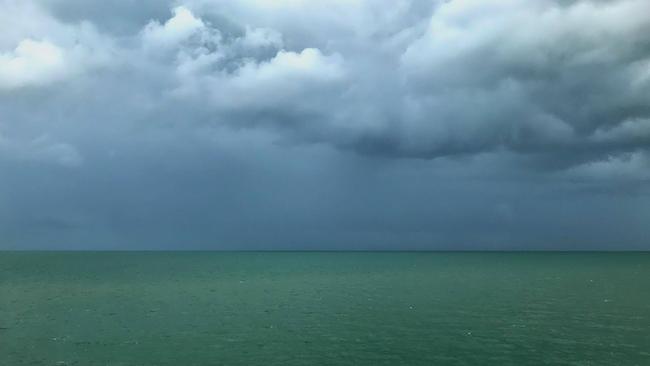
[1, 0, 649, 250]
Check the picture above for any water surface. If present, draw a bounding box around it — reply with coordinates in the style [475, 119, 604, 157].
[1, 252, 649, 365]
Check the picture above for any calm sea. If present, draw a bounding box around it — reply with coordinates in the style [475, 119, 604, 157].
[1, 252, 649, 365]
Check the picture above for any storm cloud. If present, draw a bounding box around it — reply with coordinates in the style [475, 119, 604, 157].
[1, 0, 649, 249]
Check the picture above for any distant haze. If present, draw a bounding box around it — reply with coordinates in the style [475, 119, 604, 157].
[1, 0, 649, 250]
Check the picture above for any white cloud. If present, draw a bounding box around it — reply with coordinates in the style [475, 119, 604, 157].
[235, 48, 344, 85]
[139, 7, 345, 106]
[0, 39, 66, 89]
[401, 0, 650, 86]
[0, 1, 114, 90]
[239, 26, 283, 50]
[141, 6, 207, 47]
[217, 48, 345, 107]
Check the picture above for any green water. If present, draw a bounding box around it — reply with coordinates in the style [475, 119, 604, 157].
[1, 252, 649, 366]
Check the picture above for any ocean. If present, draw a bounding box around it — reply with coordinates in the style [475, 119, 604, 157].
[1, 252, 649, 365]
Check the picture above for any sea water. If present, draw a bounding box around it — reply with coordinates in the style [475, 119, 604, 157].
[1, 252, 649, 365]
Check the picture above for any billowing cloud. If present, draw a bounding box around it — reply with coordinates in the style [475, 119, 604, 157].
[0, 1, 113, 89]
[394, 0, 650, 160]
[142, 6, 206, 47]
[106, 0, 650, 166]
[0, 39, 67, 89]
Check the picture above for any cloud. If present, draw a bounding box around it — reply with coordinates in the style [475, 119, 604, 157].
[2, 0, 650, 249]
[0, 133, 83, 167]
[0, 39, 67, 89]
[392, 0, 650, 159]
[120, 0, 650, 168]
[210, 48, 345, 109]
[142, 6, 207, 47]
[0, 1, 114, 89]
[136, 6, 346, 121]
[567, 150, 650, 181]
[3, 0, 650, 168]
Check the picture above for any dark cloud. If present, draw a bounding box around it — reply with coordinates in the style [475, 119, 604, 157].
[1, 0, 649, 249]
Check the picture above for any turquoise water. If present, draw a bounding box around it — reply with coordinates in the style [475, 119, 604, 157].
[1, 252, 649, 365]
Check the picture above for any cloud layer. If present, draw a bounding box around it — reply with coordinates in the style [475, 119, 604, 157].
[1, 0, 649, 249]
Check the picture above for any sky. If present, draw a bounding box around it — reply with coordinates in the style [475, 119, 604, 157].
[1, 0, 649, 250]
